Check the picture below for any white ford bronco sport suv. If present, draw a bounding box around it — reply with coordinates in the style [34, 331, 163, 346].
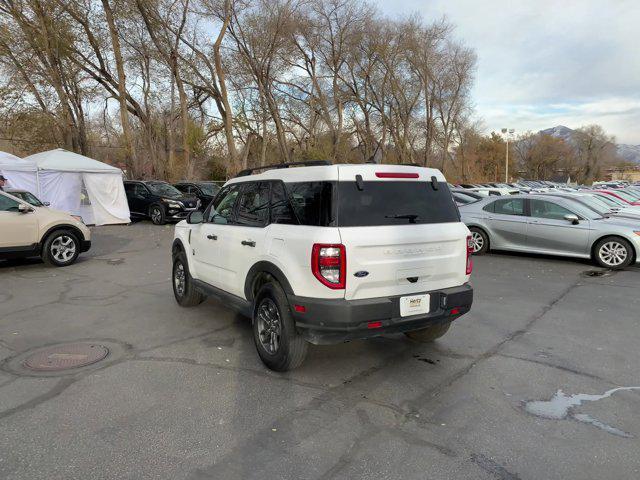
[171, 162, 473, 371]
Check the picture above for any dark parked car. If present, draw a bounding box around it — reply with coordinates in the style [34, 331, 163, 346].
[173, 181, 222, 210]
[124, 180, 200, 225]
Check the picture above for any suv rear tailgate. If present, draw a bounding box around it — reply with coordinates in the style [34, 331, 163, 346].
[339, 224, 469, 300]
[336, 165, 469, 301]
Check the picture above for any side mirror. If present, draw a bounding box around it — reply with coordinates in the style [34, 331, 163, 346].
[18, 203, 33, 214]
[187, 210, 204, 224]
[564, 214, 579, 225]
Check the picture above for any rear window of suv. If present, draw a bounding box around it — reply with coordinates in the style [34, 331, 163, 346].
[337, 181, 459, 227]
[282, 180, 459, 227]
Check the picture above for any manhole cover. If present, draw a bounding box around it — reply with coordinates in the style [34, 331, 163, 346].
[581, 270, 612, 278]
[23, 343, 109, 371]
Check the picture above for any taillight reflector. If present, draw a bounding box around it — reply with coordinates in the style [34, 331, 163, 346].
[466, 235, 473, 275]
[450, 307, 461, 315]
[294, 304, 306, 313]
[367, 321, 383, 329]
[312, 244, 346, 289]
[375, 172, 419, 179]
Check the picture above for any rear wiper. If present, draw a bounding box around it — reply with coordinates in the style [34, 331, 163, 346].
[385, 214, 419, 224]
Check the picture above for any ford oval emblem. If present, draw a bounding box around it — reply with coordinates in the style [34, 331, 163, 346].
[354, 271, 369, 278]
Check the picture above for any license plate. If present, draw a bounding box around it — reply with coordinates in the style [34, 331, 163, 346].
[400, 294, 430, 317]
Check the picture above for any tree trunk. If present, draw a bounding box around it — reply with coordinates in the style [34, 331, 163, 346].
[213, 0, 239, 175]
[101, 0, 137, 176]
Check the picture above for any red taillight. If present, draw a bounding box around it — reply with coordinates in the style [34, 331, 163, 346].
[367, 321, 383, 329]
[466, 235, 473, 275]
[312, 244, 346, 289]
[375, 172, 419, 179]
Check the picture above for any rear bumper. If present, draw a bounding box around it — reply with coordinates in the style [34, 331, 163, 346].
[288, 284, 473, 345]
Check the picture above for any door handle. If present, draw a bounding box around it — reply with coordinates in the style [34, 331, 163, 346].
[241, 240, 256, 247]
[207, 234, 217, 240]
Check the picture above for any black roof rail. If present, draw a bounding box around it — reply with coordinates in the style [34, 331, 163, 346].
[236, 160, 331, 177]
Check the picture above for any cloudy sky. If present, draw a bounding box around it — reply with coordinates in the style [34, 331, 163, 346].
[377, 0, 640, 144]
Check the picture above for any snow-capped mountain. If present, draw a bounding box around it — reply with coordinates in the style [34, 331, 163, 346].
[539, 125, 640, 164]
[617, 144, 640, 164]
[539, 125, 575, 143]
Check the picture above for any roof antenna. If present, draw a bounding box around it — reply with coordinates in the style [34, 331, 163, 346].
[356, 174, 364, 191]
[431, 176, 439, 190]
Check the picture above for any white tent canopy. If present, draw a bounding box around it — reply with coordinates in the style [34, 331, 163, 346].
[26, 149, 122, 173]
[0, 149, 130, 225]
[0, 151, 37, 172]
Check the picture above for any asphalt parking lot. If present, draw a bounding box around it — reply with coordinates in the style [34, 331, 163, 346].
[1, 223, 639, 480]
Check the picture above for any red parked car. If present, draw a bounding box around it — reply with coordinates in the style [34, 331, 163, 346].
[594, 189, 640, 206]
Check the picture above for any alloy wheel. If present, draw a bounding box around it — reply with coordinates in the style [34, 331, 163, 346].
[470, 231, 484, 253]
[599, 241, 627, 267]
[151, 207, 162, 224]
[256, 298, 281, 355]
[174, 262, 186, 297]
[50, 235, 76, 263]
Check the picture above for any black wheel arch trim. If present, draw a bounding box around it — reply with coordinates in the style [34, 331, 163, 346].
[244, 261, 294, 301]
[172, 238, 187, 257]
[150, 203, 164, 212]
[41, 224, 85, 247]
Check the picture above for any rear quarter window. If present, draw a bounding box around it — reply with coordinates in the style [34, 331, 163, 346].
[284, 182, 335, 226]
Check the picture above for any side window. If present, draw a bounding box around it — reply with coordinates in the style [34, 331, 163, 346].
[493, 198, 524, 216]
[175, 184, 188, 194]
[207, 184, 240, 224]
[270, 181, 297, 224]
[285, 182, 334, 226]
[0, 194, 20, 212]
[124, 183, 134, 194]
[530, 199, 575, 220]
[236, 182, 270, 227]
[482, 201, 495, 213]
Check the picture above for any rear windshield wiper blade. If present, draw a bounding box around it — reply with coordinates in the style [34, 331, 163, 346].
[384, 214, 420, 223]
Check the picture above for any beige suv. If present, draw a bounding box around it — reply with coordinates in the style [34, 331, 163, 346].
[0, 190, 91, 267]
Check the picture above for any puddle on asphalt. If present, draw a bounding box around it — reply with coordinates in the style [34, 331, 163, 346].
[581, 269, 613, 278]
[525, 387, 640, 438]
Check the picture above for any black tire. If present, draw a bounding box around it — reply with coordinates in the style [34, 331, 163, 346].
[42, 230, 80, 267]
[150, 204, 166, 225]
[593, 236, 634, 269]
[172, 253, 206, 306]
[469, 227, 489, 255]
[252, 282, 308, 371]
[405, 321, 451, 343]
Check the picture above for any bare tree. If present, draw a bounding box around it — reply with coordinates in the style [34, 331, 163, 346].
[0, 0, 482, 180]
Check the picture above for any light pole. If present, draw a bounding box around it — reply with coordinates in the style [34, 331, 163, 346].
[501, 128, 515, 183]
